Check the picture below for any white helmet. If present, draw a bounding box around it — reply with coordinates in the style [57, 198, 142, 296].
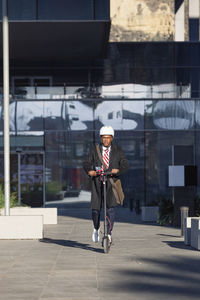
[100, 126, 114, 138]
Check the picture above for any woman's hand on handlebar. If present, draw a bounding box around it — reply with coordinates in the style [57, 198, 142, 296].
[88, 170, 97, 177]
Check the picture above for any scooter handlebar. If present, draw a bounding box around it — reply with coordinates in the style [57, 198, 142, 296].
[95, 170, 113, 177]
[103, 171, 113, 176]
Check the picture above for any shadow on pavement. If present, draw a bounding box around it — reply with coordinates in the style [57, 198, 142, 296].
[157, 233, 181, 238]
[40, 237, 104, 253]
[109, 256, 200, 298]
[47, 201, 144, 225]
[163, 240, 196, 251]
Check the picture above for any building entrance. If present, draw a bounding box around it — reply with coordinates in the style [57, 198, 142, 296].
[0, 152, 45, 207]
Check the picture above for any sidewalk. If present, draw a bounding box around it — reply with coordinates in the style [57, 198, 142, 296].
[0, 204, 199, 300]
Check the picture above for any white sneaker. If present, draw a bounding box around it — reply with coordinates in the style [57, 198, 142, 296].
[92, 229, 100, 243]
[108, 234, 112, 244]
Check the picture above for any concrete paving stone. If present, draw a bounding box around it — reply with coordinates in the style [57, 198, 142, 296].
[41, 298, 100, 300]
[0, 287, 42, 298]
[55, 260, 96, 267]
[48, 269, 96, 278]
[43, 281, 98, 289]
[54, 263, 97, 270]
[41, 288, 99, 298]
[0, 270, 50, 280]
[0, 297, 38, 300]
[51, 268, 96, 274]
[12, 257, 57, 265]
[9, 265, 53, 272]
[0, 206, 199, 300]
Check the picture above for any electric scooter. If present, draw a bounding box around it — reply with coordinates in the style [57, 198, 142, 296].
[95, 168, 113, 253]
[101, 170, 113, 254]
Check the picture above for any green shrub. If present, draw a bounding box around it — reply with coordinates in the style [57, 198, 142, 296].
[157, 196, 174, 226]
[194, 195, 200, 217]
[46, 181, 62, 201]
[0, 184, 18, 209]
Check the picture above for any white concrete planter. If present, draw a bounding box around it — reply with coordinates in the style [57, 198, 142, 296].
[141, 206, 159, 222]
[191, 217, 200, 250]
[0, 207, 57, 225]
[0, 215, 43, 239]
[184, 217, 192, 245]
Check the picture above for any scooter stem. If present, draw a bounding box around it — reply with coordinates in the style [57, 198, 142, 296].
[103, 175, 107, 238]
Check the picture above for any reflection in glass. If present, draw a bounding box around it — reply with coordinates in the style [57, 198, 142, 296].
[0, 95, 198, 211]
[10, 101, 44, 133]
[45, 131, 93, 202]
[44, 101, 92, 131]
[145, 100, 195, 130]
[101, 83, 188, 99]
[0, 101, 3, 132]
[196, 101, 200, 128]
[101, 84, 153, 99]
[6, 83, 193, 100]
[95, 101, 144, 130]
[20, 153, 43, 207]
[13, 87, 35, 99]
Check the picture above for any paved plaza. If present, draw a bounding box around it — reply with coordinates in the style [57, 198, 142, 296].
[0, 203, 199, 300]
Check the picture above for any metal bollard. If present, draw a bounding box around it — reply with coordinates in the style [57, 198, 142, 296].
[180, 206, 189, 237]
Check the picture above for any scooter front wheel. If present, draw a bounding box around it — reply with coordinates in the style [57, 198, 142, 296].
[103, 236, 110, 253]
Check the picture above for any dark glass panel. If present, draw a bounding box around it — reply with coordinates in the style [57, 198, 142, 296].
[191, 69, 200, 98]
[8, 0, 36, 20]
[173, 145, 194, 165]
[0, 153, 44, 207]
[45, 131, 93, 202]
[145, 131, 195, 204]
[175, 43, 190, 67]
[175, 67, 190, 91]
[115, 131, 145, 209]
[189, 18, 199, 42]
[132, 67, 175, 87]
[175, 43, 200, 67]
[20, 153, 43, 207]
[115, 43, 175, 68]
[38, 0, 93, 20]
[189, 43, 200, 66]
[0, 101, 3, 132]
[95, 0, 110, 20]
[0, 0, 2, 20]
[195, 131, 200, 193]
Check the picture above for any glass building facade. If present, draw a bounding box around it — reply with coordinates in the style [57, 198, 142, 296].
[0, 42, 199, 213]
[0, 1, 199, 225]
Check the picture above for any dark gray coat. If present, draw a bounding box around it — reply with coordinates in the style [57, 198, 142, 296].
[83, 143, 129, 210]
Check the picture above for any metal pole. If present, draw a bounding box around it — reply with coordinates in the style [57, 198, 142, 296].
[103, 175, 107, 236]
[43, 152, 46, 207]
[18, 153, 21, 206]
[180, 206, 189, 237]
[2, 0, 10, 216]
